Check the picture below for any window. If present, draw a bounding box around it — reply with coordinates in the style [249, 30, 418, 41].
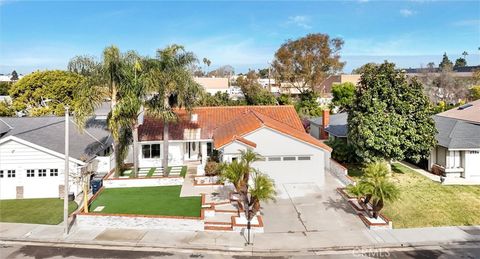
[38, 169, 47, 177]
[50, 169, 58, 176]
[283, 156, 296, 161]
[298, 156, 311, 161]
[257, 156, 266, 161]
[207, 142, 213, 156]
[7, 170, 15, 178]
[268, 157, 281, 161]
[0, 170, 3, 178]
[142, 144, 161, 159]
[27, 169, 35, 177]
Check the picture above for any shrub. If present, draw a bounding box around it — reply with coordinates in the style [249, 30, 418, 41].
[205, 161, 221, 176]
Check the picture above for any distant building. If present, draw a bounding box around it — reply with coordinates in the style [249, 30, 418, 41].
[194, 77, 230, 95]
[0, 74, 23, 82]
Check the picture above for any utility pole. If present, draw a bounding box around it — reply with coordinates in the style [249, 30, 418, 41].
[64, 106, 70, 236]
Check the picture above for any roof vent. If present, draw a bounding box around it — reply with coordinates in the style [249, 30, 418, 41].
[458, 104, 473, 110]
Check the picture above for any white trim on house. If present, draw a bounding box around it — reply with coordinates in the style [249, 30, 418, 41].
[0, 136, 86, 165]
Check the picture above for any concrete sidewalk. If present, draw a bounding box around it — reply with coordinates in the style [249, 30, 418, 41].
[1, 222, 479, 255]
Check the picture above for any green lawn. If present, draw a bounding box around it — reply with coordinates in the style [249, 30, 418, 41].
[89, 186, 201, 217]
[0, 198, 78, 225]
[382, 163, 480, 228]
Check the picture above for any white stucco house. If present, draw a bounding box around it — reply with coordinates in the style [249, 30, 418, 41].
[137, 105, 332, 186]
[0, 117, 113, 199]
[428, 100, 480, 181]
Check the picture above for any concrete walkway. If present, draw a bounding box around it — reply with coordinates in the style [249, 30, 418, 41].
[1, 222, 479, 254]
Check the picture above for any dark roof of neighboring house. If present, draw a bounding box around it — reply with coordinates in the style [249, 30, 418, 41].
[0, 117, 112, 162]
[434, 115, 480, 149]
[309, 113, 348, 138]
[139, 105, 331, 152]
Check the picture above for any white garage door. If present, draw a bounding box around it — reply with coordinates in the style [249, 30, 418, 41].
[252, 155, 325, 186]
[465, 151, 480, 178]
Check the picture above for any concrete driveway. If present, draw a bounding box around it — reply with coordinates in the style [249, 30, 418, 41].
[261, 171, 366, 233]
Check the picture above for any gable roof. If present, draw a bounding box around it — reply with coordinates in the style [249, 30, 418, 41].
[436, 99, 480, 124]
[0, 117, 112, 161]
[139, 105, 331, 152]
[309, 112, 348, 138]
[434, 115, 480, 149]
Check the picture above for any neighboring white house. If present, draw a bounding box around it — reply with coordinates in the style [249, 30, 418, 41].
[428, 100, 480, 181]
[0, 117, 113, 199]
[194, 77, 230, 94]
[137, 106, 332, 186]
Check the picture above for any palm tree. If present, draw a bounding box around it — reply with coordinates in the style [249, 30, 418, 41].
[368, 179, 400, 218]
[346, 183, 367, 205]
[69, 47, 147, 176]
[248, 171, 276, 220]
[144, 45, 201, 176]
[219, 160, 248, 192]
[361, 161, 389, 205]
[358, 161, 400, 218]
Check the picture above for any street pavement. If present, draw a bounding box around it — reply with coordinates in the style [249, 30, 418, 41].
[1, 242, 480, 258]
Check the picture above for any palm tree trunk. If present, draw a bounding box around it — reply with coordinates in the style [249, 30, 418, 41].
[132, 125, 139, 178]
[372, 200, 384, 219]
[163, 121, 169, 176]
[111, 82, 117, 108]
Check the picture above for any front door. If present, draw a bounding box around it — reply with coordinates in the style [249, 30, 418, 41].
[185, 142, 199, 160]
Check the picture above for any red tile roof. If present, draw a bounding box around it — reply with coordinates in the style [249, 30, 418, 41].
[138, 105, 331, 152]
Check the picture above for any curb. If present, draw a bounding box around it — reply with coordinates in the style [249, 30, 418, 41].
[1, 237, 479, 256]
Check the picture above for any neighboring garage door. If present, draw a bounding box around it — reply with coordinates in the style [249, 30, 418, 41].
[252, 155, 325, 186]
[465, 151, 480, 178]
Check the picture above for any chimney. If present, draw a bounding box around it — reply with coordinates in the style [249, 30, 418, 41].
[320, 109, 330, 139]
[191, 113, 198, 123]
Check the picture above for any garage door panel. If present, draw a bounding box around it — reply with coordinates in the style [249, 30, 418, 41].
[253, 159, 324, 186]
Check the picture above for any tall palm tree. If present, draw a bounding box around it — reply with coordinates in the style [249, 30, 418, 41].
[69, 46, 147, 176]
[248, 171, 276, 220]
[145, 45, 201, 176]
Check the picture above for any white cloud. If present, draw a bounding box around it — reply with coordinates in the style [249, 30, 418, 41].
[400, 9, 416, 17]
[286, 15, 312, 29]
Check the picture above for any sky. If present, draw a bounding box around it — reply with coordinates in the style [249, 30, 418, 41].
[0, 0, 479, 75]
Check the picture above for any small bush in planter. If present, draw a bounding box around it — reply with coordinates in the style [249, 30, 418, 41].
[205, 161, 220, 176]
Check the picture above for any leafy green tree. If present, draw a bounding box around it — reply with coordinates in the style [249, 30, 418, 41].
[0, 82, 10, 95]
[144, 45, 202, 175]
[236, 70, 276, 105]
[257, 68, 270, 79]
[325, 137, 359, 164]
[352, 63, 378, 74]
[439, 52, 453, 69]
[9, 70, 85, 116]
[331, 82, 355, 111]
[470, 85, 480, 100]
[295, 90, 322, 117]
[454, 57, 467, 68]
[10, 70, 19, 81]
[197, 91, 246, 106]
[276, 93, 293, 105]
[348, 62, 437, 163]
[272, 33, 345, 94]
[0, 101, 15, 116]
